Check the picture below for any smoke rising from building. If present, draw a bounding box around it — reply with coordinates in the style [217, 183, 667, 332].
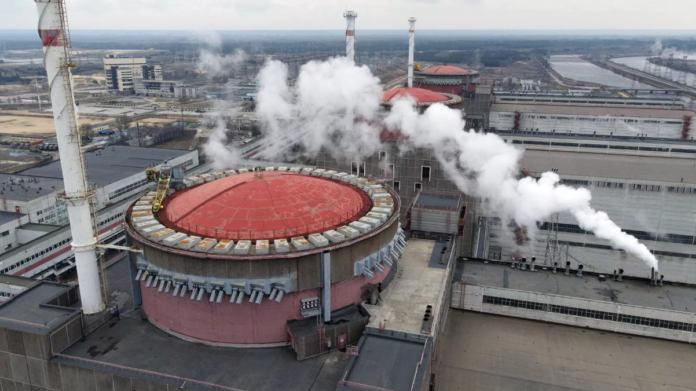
[246, 56, 661, 270]
[257, 57, 383, 161]
[197, 32, 247, 169]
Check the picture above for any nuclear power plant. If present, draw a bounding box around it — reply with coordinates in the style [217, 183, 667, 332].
[0, 2, 696, 391]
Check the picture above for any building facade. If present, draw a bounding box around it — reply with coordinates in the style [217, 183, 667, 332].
[103, 56, 162, 93]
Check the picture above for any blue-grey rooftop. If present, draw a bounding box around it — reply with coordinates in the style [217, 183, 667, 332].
[0, 211, 24, 226]
[19, 146, 191, 188]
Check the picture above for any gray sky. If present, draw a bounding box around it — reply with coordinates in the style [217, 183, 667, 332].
[3, 0, 695, 30]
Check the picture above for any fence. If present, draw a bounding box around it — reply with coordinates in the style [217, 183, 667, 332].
[53, 353, 245, 391]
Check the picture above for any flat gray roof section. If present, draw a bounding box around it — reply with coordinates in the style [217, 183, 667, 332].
[520, 150, 696, 184]
[18, 223, 61, 233]
[458, 260, 696, 313]
[0, 282, 78, 334]
[0, 274, 36, 287]
[492, 102, 695, 119]
[415, 193, 460, 209]
[0, 211, 24, 226]
[19, 146, 190, 188]
[341, 333, 427, 391]
[60, 314, 348, 391]
[439, 311, 696, 391]
[0, 174, 65, 201]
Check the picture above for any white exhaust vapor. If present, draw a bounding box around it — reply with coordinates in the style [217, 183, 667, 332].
[243, 57, 661, 272]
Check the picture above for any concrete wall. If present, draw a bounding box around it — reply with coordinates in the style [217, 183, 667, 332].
[452, 283, 696, 343]
[133, 215, 399, 291]
[140, 265, 391, 346]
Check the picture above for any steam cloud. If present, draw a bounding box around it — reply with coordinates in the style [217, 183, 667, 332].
[248, 56, 659, 271]
[196, 32, 247, 169]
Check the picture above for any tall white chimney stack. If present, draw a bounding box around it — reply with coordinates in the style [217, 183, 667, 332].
[34, 0, 105, 314]
[344, 11, 358, 63]
[408, 17, 416, 88]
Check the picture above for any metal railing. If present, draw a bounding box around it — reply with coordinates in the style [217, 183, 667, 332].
[53, 353, 244, 391]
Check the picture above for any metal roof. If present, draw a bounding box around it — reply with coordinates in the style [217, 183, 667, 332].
[19, 146, 191, 188]
[520, 150, 696, 183]
[492, 103, 695, 120]
[382, 87, 449, 104]
[422, 65, 471, 75]
[159, 172, 371, 240]
[0, 211, 24, 226]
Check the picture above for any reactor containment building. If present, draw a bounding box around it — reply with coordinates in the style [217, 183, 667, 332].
[126, 168, 404, 346]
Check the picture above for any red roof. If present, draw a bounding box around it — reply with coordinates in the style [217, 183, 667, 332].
[423, 65, 470, 74]
[159, 172, 371, 240]
[382, 87, 449, 104]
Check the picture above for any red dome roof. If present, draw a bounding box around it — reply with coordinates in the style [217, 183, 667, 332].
[382, 87, 449, 104]
[159, 172, 371, 240]
[423, 65, 470, 74]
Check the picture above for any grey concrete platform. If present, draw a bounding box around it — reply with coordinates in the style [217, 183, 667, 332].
[458, 260, 696, 313]
[0, 282, 77, 334]
[342, 333, 427, 391]
[60, 315, 346, 391]
[439, 311, 696, 391]
[365, 239, 447, 334]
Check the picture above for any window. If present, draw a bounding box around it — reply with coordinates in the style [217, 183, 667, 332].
[0, 231, 8, 237]
[351, 161, 358, 175]
[414, 182, 422, 192]
[358, 163, 366, 176]
[379, 150, 387, 160]
[421, 166, 431, 181]
[393, 181, 400, 191]
[389, 164, 395, 176]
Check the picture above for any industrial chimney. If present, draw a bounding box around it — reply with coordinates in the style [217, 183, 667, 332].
[34, 0, 104, 314]
[407, 17, 416, 88]
[344, 11, 358, 63]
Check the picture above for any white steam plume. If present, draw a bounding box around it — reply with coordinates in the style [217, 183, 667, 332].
[651, 39, 663, 56]
[248, 57, 659, 271]
[195, 31, 248, 169]
[256, 57, 383, 161]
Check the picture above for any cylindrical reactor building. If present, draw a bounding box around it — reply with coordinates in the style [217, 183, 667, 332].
[126, 168, 403, 346]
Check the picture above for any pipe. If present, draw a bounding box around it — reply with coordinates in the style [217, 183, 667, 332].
[135, 270, 143, 281]
[255, 291, 264, 305]
[269, 288, 277, 301]
[530, 256, 536, 272]
[344, 11, 357, 63]
[34, 0, 103, 315]
[249, 290, 257, 303]
[230, 290, 238, 303]
[153, 276, 159, 288]
[180, 284, 187, 298]
[275, 290, 284, 303]
[216, 290, 223, 303]
[196, 287, 205, 301]
[236, 291, 245, 304]
[157, 279, 164, 293]
[190, 287, 197, 300]
[146, 275, 153, 288]
[173, 284, 181, 297]
[407, 17, 416, 88]
[164, 281, 171, 293]
[209, 290, 217, 303]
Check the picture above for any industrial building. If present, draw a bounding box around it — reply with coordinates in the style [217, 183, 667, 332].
[134, 79, 182, 97]
[129, 168, 403, 346]
[103, 55, 162, 93]
[415, 65, 480, 97]
[0, 147, 198, 279]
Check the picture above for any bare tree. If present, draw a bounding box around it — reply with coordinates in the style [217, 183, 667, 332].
[115, 115, 132, 132]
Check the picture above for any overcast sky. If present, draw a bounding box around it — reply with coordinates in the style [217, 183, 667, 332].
[3, 0, 695, 31]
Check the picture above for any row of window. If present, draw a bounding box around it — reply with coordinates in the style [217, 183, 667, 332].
[3, 237, 72, 273]
[352, 162, 433, 183]
[540, 222, 696, 245]
[511, 140, 696, 154]
[109, 178, 148, 200]
[482, 296, 693, 331]
[501, 114, 683, 125]
[98, 212, 124, 228]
